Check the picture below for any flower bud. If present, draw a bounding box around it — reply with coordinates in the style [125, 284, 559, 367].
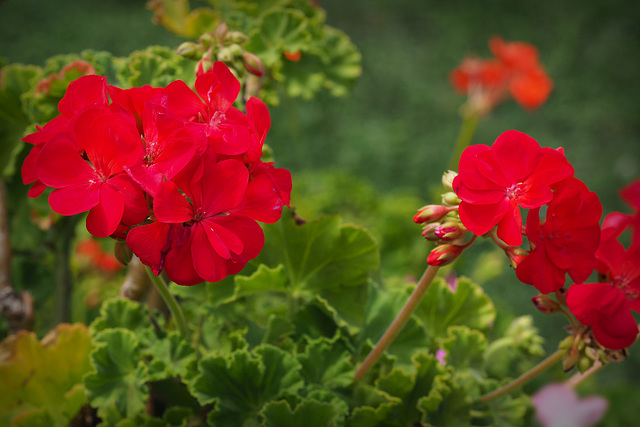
[215, 22, 228, 42]
[226, 30, 248, 44]
[531, 295, 561, 314]
[243, 52, 264, 76]
[555, 288, 567, 306]
[217, 46, 235, 62]
[176, 41, 201, 59]
[198, 32, 215, 48]
[414, 205, 450, 224]
[284, 50, 302, 62]
[577, 355, 593, 373]
[427, 244, 463, 266]
[506, 247, 528, 269]
[435, 221, 467, 241]
[442, 170, 458, 191]
[558, 335, 574, 350]
[421, 223, 440, 241]
[114, 240, 133, 266]
[441, 191, 461, 207]
[563, 345, 580, 372]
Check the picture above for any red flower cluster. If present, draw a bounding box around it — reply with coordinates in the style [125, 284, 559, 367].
[566, 184, 640, 350]
[453, 130, 602, 295]
[22, 61, 291, 286]
[450, 37, 553, 115]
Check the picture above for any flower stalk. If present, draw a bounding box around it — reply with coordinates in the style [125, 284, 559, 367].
[448, 112, 479, 171]
[479, 349, 566, 402]
[146, 267, 189, 338]
[355, 264, 440, 381]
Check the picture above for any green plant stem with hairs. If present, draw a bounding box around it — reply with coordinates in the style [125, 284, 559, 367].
[146, 267, 189, 338]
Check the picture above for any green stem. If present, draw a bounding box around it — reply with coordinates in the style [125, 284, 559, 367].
[53, 216, 80, 324]
[355, 265, 440, 382]
[479, 349, 566, 402]
[447, 113, 480, 171]
[565, 361, 604, 389]
[146, 268, 189, 337]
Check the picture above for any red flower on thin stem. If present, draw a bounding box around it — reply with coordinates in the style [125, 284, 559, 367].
[516, 178, 602, 294]
[453, 130, 574, 246]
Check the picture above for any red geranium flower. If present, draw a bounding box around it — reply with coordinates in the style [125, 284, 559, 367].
[36, 105, 146, 238]
[453, 130, 574, 246]
[567, 241, 640, 350]
[516, 178, 602, 294]
[126, 153, 265, 286]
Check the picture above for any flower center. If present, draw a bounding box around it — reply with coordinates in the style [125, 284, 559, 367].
[505, 183, 523, 199]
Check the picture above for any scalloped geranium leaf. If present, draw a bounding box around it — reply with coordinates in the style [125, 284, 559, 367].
[223, 263, 289, 303]
[484, 316, 545, 379]
[118, 46, 194, 88]
[84, 328, 149, 421]
[374, 352, 449, 426]
[144, 331, 197, 381]
[415, 276, 496, 343]
[360, 284, 428, 365]
[484, 391, 530, 427]
[439, 326, 487, 371]
[246, 9, 311, 67]
[185, 344, 303, 426]
[258, 208, 379, 296]
[297, 333, 354, 389]
[417, 371, 475, 426]
[90, 297, 159, 349]
[0, 63, 41, 124]
[147, 0, 221, 38]
[0, 324, 92, 427]
[346, 384, 402, 427]
[318, 27, 362, 97]
[261, 399, 341, 427]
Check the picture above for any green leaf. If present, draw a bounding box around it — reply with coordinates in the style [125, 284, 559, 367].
[118, 46, 195, 88]
[0, 63, 41, 124]
[439, 326, 487, 371]
[347, 384, 402, 427]
[84, 329, 149, 421]
[483, 392, 530, 427]
[144, 332, 197, 381]
[90, 297, 159, 349]
[360, 283, 428, 366]
[261, 399, 341, 427]
[246, 9, 311, 67]
[258, 209, 378, 313]
[415, 276, 496, 343]
[417, 372, 474, 427]
[297, 333, 354, 390]
[484, 316, 545, 379]
[317, 27, 362, 97]
[224, 263, 289, 303]
[0, 324, 92, 427]
[185, 344, 303, 426]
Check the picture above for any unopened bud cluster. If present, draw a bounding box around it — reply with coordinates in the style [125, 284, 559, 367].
[415, 171, 471, 266]
[559, 330, 627, 373]
[177, 22, 264, 79]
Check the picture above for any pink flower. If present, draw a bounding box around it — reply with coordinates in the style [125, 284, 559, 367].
[453, 130, 574, 246]
[532, 384, 608, 427]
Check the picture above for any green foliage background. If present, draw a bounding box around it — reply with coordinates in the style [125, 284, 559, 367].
[1, 0, 639, 425]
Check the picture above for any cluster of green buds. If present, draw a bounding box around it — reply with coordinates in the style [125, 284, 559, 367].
[414, 171, 475, 266]
[177, 23, 264, 83]
[559, 328, 627, 373]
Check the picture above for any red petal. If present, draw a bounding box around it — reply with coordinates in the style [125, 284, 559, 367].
[154, 180, 194, 224]
[49, 182, 100, 215]
[516, 243, 565, 294]
[230, 174, 283, 223]
[163, 80, 207, 121]
[592, 302, 638, 350]
[190, 225, 231, 283]
[126, 221, 172, 275]
[58, 75, 108, 118]
[458, 199, 508, 237]
[36, 139, 96, 188]
[247, 97, 271, 145]
[201, 159, 249, 214]
[164, 234, 204, 286]
[86, 184, 124, 238]
[496, 198, 524, 246]
[491, 130, 542, 183]
[566, 282, 618, 325]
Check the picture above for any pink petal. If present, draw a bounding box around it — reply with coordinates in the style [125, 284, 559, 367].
[86, 184, 124, 238]
[532, 383, 608, 427]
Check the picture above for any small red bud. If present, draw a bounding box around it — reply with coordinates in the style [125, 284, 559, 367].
[421, 223, 440, 241]
[531, 295, 561, 314]
[434, 221, 467, 241]
[506, 247, 528, 269]
[414, 205, 450, 224]
[427, 244, 463, 266]
[284, 50, 302, 61]
[114, 240, 133, 266]
[243, 52, 264, 76]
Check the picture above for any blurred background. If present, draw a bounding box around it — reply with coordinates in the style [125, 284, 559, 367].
[1, 0, 639, 425]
